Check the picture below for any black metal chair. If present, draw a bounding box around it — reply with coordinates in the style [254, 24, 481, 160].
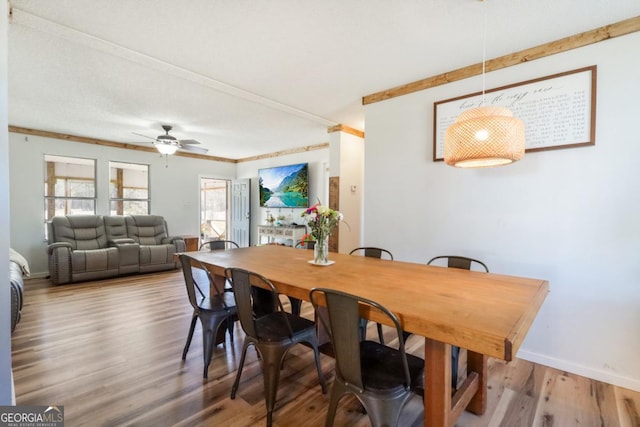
[427, 255, 489, 272]
[310, 288, 424, 427]
[179, 254, 237, 379]
[199, 239, 240, 251]
[426, 255, 489, 389]
[226, 268, 326, 427]
[349, 247, 394, 260]
[185, 239, 240, 348]
[349, 247, 394, 344]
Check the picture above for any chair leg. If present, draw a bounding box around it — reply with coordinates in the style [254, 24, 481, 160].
[201, 322, 214, 379]
[182, 312, 198, 360]
[231, 339, 251, 399]
[376, 323, 385, 345]
[359, 318, 385, 344]
[257, 343, 289, 427]
[227, 315, 235, 343]
[308, 336, 327, 394]
[324, 380, 349, 427]
[200, 315, 228, 379]
[451, 345, 460, 389]
[202, 326, 215, 378]
[358, 318, 367, 341]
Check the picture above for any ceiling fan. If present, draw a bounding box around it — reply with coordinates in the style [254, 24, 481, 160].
[133, 125, 208, 155]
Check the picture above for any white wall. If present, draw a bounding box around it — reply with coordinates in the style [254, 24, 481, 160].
[363, 32, 640, 391]
[236, 149, 330, 246]
[328, 131, 364, 253]
[8, 133, 236, 275]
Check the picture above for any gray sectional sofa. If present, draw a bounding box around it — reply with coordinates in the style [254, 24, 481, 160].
[47, 214, 186, 285]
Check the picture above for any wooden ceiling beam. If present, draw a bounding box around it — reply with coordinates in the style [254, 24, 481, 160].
[327, 124, 365, 139]
[8, 125, 330, 163]
[8, 125, 236, 163]
[362, 16, 640, 105]
[236, 143, 329, 163]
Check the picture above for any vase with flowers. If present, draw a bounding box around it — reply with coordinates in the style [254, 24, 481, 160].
[301, 202, 344, 265]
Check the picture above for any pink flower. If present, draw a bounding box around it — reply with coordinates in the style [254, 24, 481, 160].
[305, 202, 320, 215]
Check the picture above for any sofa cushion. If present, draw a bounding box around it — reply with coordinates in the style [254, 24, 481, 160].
[125, 215, 169, 245]
[51, 215, 108, 250]
[139, 245, 176, 266]
[71, 247, 119, 273]
[104, 215, 129, 241]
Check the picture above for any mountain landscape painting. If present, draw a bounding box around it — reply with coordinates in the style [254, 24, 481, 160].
[259, 163, 309, 208]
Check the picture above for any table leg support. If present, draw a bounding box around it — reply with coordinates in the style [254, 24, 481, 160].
[424, 338, 451, 427]
[424, 339, 488, 427]
[466, 350, 487, 415]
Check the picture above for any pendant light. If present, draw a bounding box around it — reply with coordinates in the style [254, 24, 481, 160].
[444, 0, 525, 168]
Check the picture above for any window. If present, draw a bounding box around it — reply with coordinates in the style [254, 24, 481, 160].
[44, 155, 96, 232]
[109, 161, 149, 215]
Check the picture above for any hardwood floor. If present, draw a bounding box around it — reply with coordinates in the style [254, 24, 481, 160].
[11, 271, 640, 427]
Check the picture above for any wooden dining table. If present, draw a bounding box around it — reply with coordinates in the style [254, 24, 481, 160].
[184, 245, 549, 427]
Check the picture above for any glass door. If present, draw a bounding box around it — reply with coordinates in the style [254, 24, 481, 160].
[200, 178, 229, 245]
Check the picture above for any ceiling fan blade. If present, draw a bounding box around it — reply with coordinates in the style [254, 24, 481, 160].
[180, 144, 208, 154]
[132, 132, 159, 141]
[178, 139, 200, 145]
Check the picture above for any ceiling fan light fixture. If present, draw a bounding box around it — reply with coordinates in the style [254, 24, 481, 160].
[133, 124, 207, 156]
[154, 141, 179, 155]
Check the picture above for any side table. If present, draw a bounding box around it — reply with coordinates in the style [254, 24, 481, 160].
[182, 235, 200, 252]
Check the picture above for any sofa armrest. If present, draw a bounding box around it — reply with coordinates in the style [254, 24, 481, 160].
[47, 242, 72, 285]
[47, 241, 72, 254]
[114, 241, 140, 273]
[163, 236, 186, 252]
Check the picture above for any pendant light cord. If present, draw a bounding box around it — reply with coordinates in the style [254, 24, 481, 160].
[481, 0, 487, 105]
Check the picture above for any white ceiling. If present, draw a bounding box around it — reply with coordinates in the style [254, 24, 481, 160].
[8, 0, 640, 160]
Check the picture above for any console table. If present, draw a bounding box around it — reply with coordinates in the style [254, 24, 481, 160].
[257, 225, 306, 246]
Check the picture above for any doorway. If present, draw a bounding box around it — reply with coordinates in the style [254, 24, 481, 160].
[199, 178, 229, 244]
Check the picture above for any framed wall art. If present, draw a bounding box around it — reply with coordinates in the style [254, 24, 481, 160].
[433, 65, 597, 161]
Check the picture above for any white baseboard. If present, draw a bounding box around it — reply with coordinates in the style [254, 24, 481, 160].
[517, 349, 640, 392]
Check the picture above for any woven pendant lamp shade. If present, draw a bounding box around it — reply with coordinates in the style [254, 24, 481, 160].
[444, 106, 525, 168]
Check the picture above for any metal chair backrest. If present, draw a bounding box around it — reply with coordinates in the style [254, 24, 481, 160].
[349, 247, 394, 260]
[427, 255, 489, 272]
[310, 288, 411, 391]
[225, 268, 291, 339]
[199, 239, 240, 251]
[179, 254, 228, 309]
